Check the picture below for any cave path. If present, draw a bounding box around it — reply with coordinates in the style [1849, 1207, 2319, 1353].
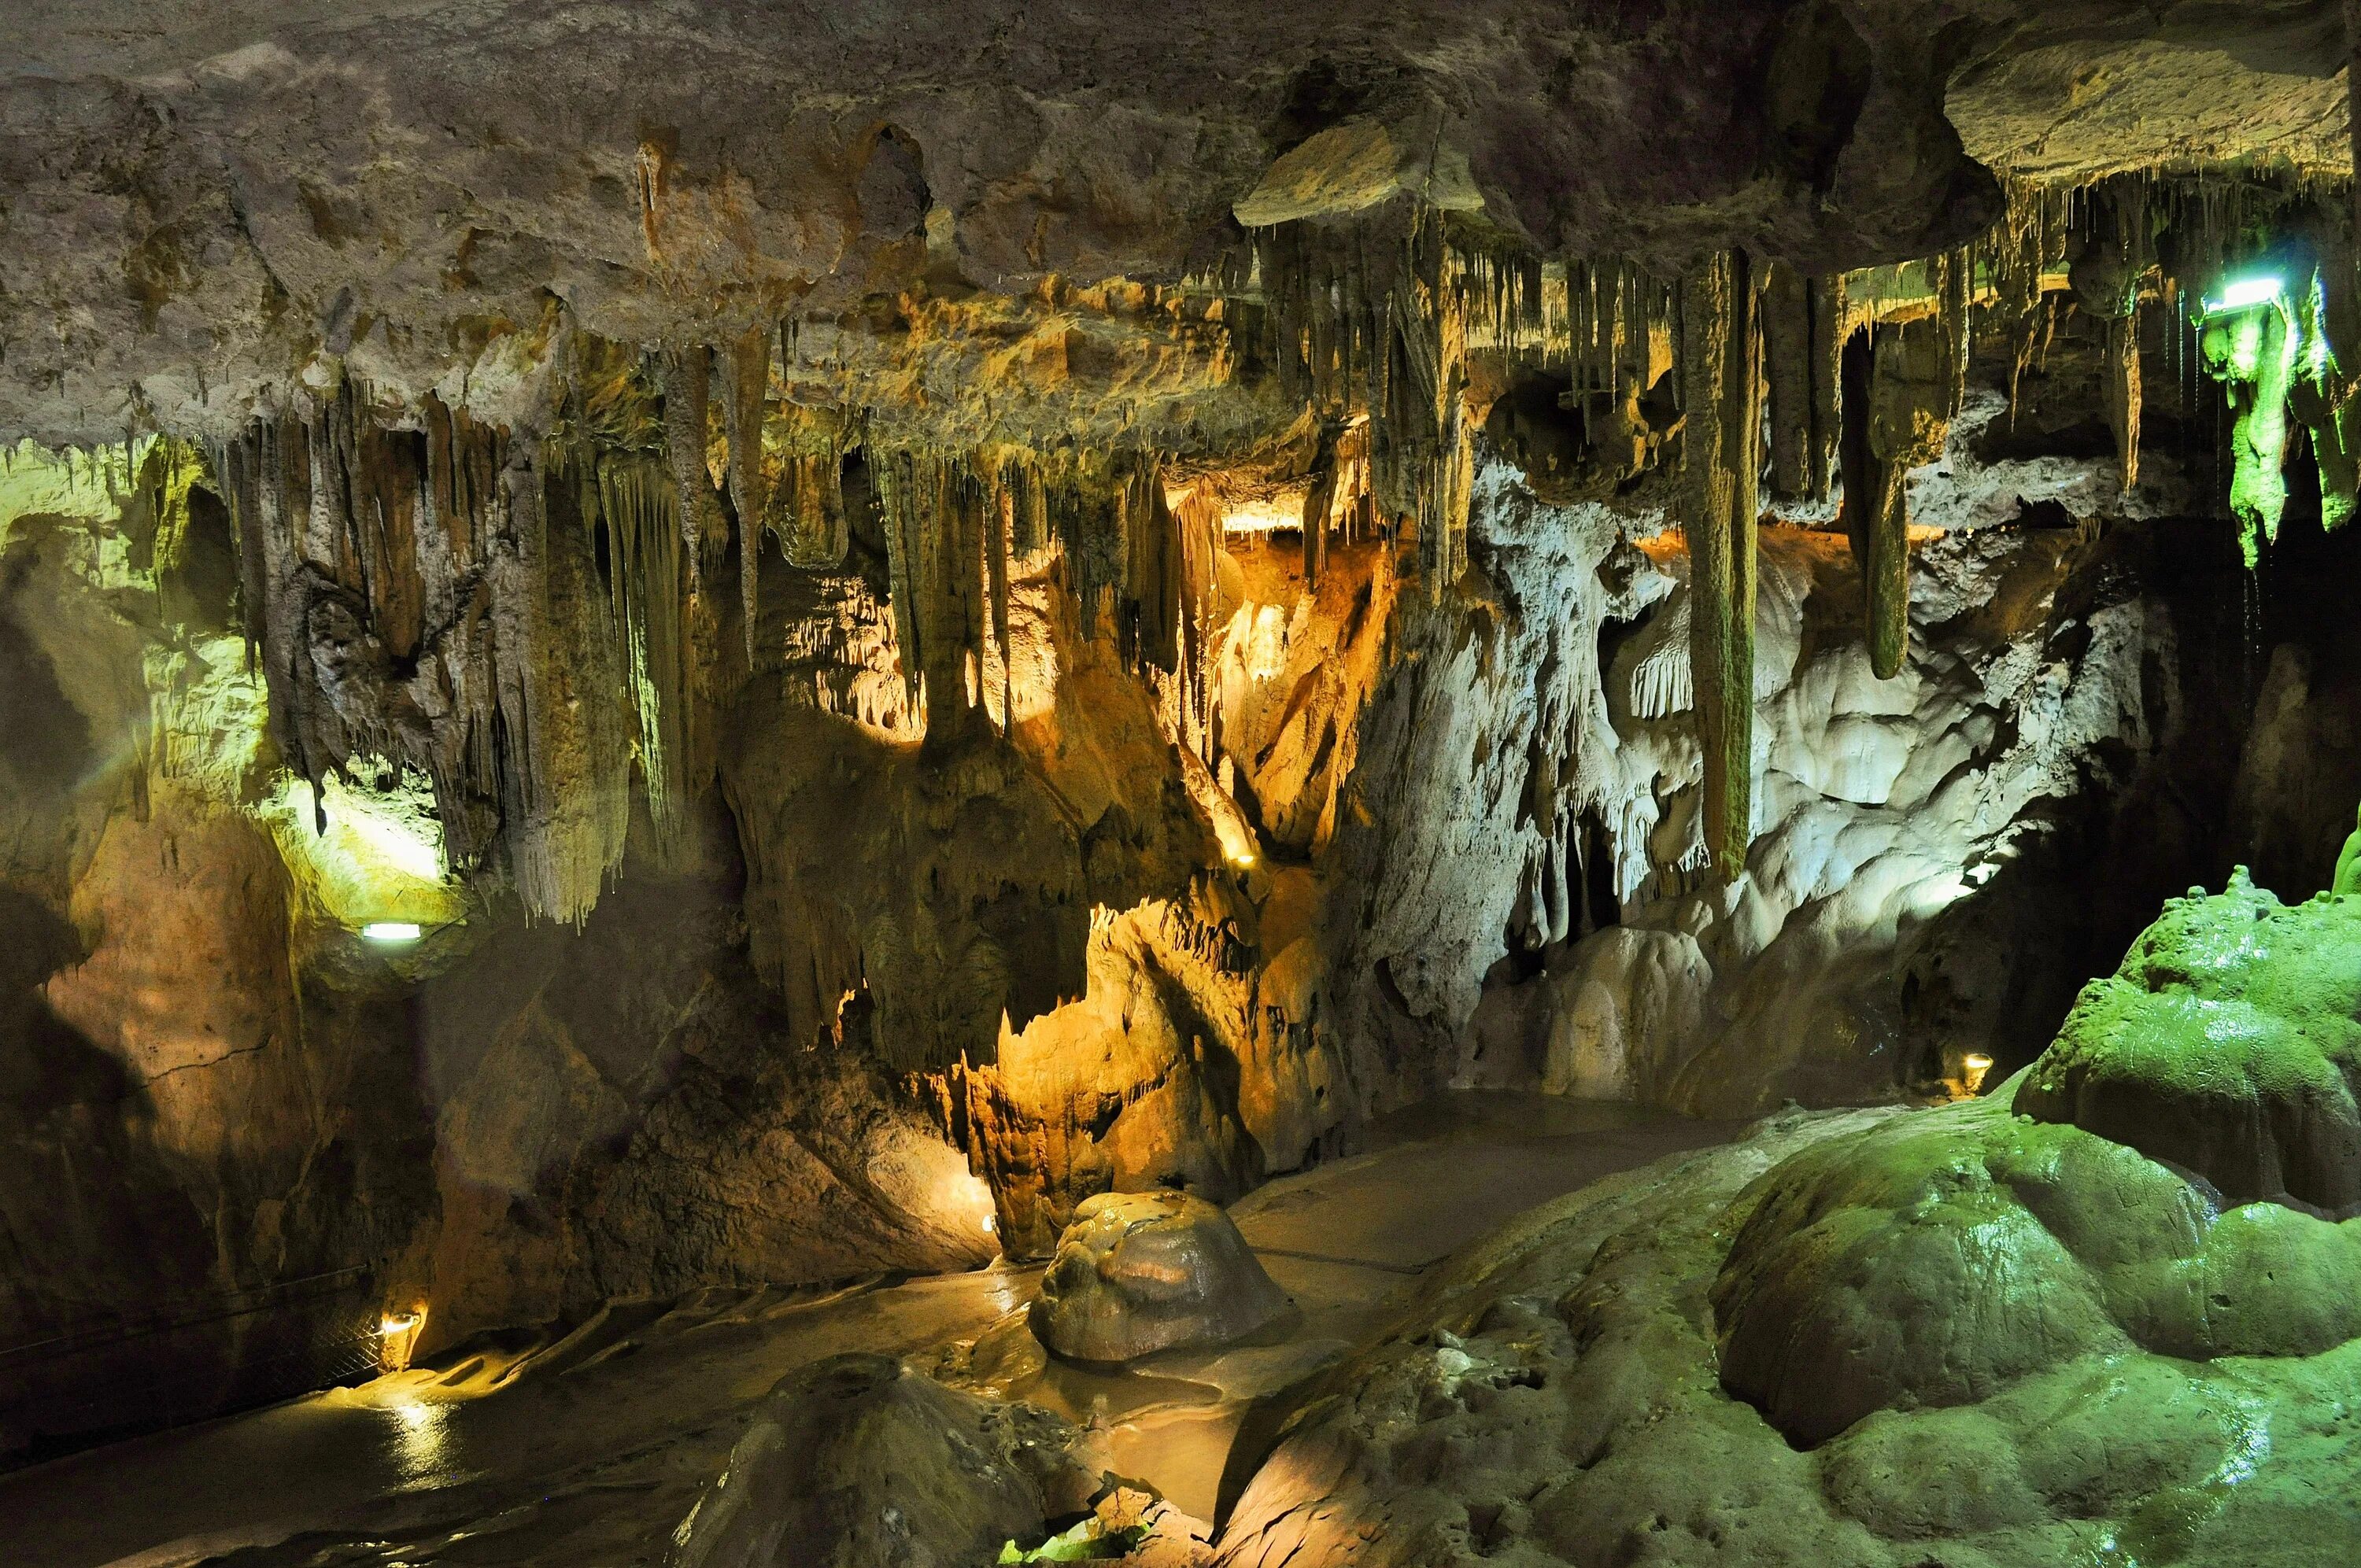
[0, 1094, 1736, 1568]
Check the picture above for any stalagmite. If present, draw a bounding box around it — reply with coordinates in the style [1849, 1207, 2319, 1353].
[1678, 249, 1760, 884]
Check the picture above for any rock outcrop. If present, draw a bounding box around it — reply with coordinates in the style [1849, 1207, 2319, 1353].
[671, 1352, 1101, 1568]
[1030, 1191, 1290, 1364]
[1215, 874, 2361, 1563]
[2016, 869, 2361, 1214]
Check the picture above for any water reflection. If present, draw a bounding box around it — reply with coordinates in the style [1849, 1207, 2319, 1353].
[387, 1398, 460, 1491]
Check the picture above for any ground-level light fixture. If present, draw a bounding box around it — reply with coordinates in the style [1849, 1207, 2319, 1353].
[378, 1308, 427, 1374]
[1960, 1053, 1995, 1096]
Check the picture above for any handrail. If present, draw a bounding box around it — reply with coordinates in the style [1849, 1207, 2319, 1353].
[0, 1265, 374, 1369]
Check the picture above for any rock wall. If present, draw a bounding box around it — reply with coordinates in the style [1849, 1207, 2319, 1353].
[0, 447, 1001, 1453]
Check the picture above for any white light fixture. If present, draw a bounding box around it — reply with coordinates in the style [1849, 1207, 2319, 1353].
[2204, 275, 2285, 315]
[360, 921, 424, 943]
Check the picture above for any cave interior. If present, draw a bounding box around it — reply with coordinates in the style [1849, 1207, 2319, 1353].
[2, 2, 2361, 1565]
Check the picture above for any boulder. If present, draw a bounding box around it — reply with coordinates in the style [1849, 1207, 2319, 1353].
[670, 1352, 1098, 1568]
[1030, 1191, 1289, 1363]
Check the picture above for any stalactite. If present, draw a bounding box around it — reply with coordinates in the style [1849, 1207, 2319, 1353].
[1935, 251, 1972, 415]
[724, 327, 771, 664]
[1387, 211, 1472, 603]
[774, 403, 851, 570]
[988, 481, 1014, 736]
[593, 452, 693, 841]
[1678, 249, 1760, 884]
[1121, 458, 1183, 673]
[1764, 263, 1843, 507]
[211, 372, 633, 919]
[1764, 262, 1813, 504]
[921, 457, 990, 749]
[1862, 433, 1912, 682]
[493, 430, 632, 924]
[657, 341, 715, 589]
[2351, 1, 2360, 265]
[2106, 312, 2143, 495]
[1299, 422, 1338, 587]
[872, 448, 927, 713]
[1807, 274, 1845, 501]
[2211, 301, 2296, 567]
[1838, 328, 1883, 675]
[1254, 206, 1554, 604]
[1841, 321, 1956, 679]
[1167, 481, 1229, 765]
[863, 441, 1190, 749]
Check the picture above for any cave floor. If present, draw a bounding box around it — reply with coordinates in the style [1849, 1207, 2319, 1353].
[0, 1094, 1738, 1568]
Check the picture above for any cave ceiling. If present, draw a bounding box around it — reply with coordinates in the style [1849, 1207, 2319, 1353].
[1, 0, 2344, 447]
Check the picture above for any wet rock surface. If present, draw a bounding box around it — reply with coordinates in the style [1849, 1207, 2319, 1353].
[670, 1352, 1099, 1568]
[0, 1092, 1720, 1568]
[1217, 880, 2361, 1566]
[2016, 869, 2361, 1212]
[1219, 1109, 2361, 1566]
[1032, 1192, 1291, 1364]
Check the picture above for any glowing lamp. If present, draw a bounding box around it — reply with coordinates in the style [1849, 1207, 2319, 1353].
[379, 1308, 426, 1374]
[1961, 1053, 1994, 1097]
[2202, 275, 2285, 317]
[360, 921, 423, 943]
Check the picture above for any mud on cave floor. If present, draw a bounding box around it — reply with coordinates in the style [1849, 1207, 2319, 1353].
[0, 1094, 1737, 1568]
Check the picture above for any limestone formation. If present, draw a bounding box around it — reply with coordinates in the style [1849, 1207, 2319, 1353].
[1222, 1065, 2361, 1563]
[1030, 1191, 1290, 1363]
[1678, 250, 1762, 882]
[670, 1353, 1100, 1568]
[2016, 870, 2361, 1213]
[8, 0, 2361, 1518]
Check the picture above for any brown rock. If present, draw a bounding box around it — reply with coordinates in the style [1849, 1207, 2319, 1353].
[1030, 1190, 1289, 1364]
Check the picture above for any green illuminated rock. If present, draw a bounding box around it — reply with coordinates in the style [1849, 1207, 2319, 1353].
[2205, 303, 2296, 568]
[2015, 868, 2361, 1211]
